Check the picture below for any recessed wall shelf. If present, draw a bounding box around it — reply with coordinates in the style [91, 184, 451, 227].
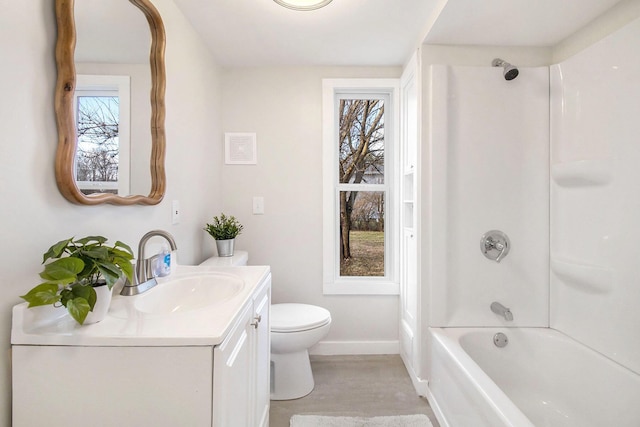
[551, 256, 612, 294]
[551, 159, 612, 187]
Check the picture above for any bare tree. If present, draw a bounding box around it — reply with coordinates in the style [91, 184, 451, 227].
[76, 96, 119, 183]
[338, 99, 385, 260]
[352, 191, 384, 231]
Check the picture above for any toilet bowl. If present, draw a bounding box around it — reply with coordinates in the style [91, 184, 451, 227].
[270, 303, 331, 400]
[199, 253, 331, 400]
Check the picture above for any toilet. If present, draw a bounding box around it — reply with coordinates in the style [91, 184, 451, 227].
[199, 252, 331, 400]
[270, 303, 331, 400]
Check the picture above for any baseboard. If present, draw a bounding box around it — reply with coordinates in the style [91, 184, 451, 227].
[400, 353, 429, 397]
[310, 340, 400, 355]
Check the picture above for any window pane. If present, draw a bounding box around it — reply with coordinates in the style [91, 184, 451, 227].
[75, 95, 120, 194]
[339, 191, 385, 277]
[338, 99, 385, 184]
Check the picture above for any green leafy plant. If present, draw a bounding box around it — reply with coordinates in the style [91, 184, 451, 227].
[20, 236, 134, 325]
[204, 213, 244, 240]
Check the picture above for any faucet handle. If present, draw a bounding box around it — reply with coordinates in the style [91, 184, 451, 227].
[481, 230, 510, 263]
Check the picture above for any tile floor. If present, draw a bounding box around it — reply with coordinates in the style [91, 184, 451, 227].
[269, 355, 440, 427]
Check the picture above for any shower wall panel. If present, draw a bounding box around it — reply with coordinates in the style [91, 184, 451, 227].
[550, 17, 640, 375]
[429, 65, 549, 327]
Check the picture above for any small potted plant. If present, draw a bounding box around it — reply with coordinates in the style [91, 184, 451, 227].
[204, 213, 244, 257]
[20, 235, 134, 325]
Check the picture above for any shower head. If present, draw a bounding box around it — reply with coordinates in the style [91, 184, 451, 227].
[492, 58, 519, 81]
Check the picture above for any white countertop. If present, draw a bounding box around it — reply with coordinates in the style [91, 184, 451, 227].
[11, 264, 271, 347]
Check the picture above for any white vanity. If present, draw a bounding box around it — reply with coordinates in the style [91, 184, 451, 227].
[11, 265, 271, 427]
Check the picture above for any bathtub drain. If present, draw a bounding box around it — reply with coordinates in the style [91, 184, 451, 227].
[493, 332, 508, 348]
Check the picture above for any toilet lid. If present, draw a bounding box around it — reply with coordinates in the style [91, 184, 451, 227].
[271, 303, 331, 332]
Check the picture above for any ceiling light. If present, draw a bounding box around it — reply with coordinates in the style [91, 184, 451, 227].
[273, 0, 333, 11]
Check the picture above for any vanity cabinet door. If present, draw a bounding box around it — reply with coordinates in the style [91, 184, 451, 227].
[253, 277, 271, 427]
[211, 272, 271, 427]
[213, 302, 253, 427]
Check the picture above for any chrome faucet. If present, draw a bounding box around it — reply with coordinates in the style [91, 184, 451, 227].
[120, 230, 178, 296]
[490, 302, 513, 321]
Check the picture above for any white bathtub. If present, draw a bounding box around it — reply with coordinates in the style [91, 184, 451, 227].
[427, 327, 640, 427]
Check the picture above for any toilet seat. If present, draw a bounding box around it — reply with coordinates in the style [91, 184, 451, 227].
[271, 303, 331, 333]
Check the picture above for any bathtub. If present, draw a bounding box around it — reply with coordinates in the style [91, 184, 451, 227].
[427, 327, 640, 427]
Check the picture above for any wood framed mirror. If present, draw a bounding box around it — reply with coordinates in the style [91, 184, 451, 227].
[54, 0, 166, 205]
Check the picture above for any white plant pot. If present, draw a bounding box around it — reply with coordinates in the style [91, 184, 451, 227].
[215, 239, 235, 257]
[84, 283, 113, 324]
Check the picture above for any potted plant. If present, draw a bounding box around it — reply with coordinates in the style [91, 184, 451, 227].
[204, 213, 244, 257]
[20, 235, 134, 325]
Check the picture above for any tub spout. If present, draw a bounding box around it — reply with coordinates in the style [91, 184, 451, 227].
[491, 302, 513, 321]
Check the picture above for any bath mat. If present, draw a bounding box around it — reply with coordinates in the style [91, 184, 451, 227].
[290, 414, 433, 427]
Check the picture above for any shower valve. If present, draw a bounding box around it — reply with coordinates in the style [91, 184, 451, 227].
[480, 230, 510, 263]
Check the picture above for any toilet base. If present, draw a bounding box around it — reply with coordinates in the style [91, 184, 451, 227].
[270, 349, 314, 400]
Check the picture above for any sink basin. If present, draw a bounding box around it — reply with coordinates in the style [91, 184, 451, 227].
[135, 273, 245, 315]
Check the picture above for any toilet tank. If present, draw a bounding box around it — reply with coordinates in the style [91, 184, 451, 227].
[200, 250, 248, 267]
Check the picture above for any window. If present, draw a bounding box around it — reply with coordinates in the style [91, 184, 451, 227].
[73, 75, 130, 195]
[322, 79, 400, 295]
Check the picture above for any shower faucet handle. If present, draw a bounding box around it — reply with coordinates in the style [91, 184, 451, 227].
[480, 230, 510, 263]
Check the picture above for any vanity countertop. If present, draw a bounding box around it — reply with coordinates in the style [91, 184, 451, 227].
[11, 265, 271, 347]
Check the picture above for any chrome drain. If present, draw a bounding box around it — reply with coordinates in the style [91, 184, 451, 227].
[493, 332, 509, 348]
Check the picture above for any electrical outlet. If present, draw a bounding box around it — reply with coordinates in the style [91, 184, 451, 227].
[253, 196, 264, 215]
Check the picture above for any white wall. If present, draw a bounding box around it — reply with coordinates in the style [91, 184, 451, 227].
[428, 64, 550, 327]
[0, 1, 223, 424]
[550, 17, 640, 375]
[418, 46, 552, 381]
[219, 66, 403, 353]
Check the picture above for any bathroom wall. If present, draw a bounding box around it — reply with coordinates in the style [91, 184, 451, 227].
[550, 16, 640, 375]
[219, 66, 403, 353]
[427, 64, 550, 327]
[415, 46, 551, 382]
[0, 1, 223, 425]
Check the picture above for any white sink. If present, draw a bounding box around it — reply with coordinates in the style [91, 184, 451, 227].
[12, 265, 271, 346]
[134, 272, 245, 315]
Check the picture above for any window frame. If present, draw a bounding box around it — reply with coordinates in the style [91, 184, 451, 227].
[322, 78, 400, 295]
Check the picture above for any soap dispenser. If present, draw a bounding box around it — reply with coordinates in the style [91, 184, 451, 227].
[156, 243, 172, 277]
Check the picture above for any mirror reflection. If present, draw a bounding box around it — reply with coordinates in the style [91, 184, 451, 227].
[74, 0, 151, 197]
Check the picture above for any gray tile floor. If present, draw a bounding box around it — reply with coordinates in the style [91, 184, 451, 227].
[269, 355, 440, 427]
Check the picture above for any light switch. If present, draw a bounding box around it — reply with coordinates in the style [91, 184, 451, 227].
[253, 196, 264, 215]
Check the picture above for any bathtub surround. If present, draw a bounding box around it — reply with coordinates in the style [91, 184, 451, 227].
[419, 14, 640, 427]
[549, 16, 640, 375]
[290, 414, 433, 426]
[428, 63, 550, 328]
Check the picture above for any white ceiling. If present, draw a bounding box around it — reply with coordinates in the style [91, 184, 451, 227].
[172, 0, 440, 67]
[425, 0, 624, 47]
[172, 0, 623, 67]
